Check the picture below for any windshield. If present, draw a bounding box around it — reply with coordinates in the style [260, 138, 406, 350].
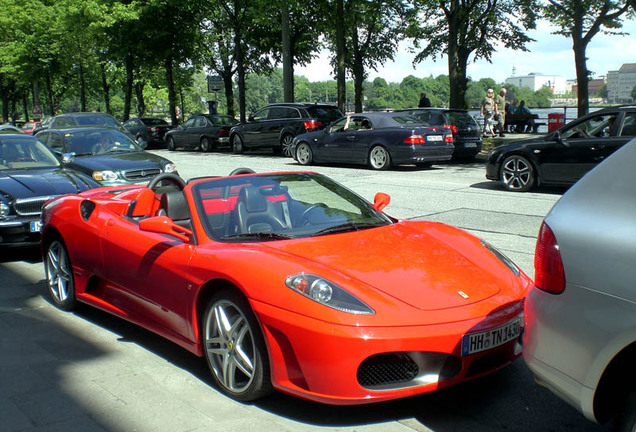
[0, 136, 60, 170]
[64, 129, 143, 155]
[192, 173, 393, 242]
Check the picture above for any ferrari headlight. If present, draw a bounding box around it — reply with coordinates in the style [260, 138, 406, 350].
[481, 240, 520, 276]
[0, 201, 9, 219]
[285, 274, 374, 315]
[164, 163, 177, 173]
[92, 170, 118, 182]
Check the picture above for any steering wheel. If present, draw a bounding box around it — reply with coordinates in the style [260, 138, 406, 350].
[148, 172, 186, 191]
[297, 204, 322, 227]
[229, 167, 255, 175]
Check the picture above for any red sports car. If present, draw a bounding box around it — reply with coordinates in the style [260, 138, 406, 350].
[41, 170, 532, 405]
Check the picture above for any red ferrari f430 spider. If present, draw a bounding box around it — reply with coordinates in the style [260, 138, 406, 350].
[41, 170, 532, 405]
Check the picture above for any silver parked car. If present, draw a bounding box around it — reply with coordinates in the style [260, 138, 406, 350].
[523, 138, 636, 431]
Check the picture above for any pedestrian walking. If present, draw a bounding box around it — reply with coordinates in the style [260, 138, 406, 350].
[480, 89, 496, 138]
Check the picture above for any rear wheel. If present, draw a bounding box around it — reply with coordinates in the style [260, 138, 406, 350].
[166, 136, 176, 151]
[368, 145, 391, 170]
[281, 134, 294, 157]
[202, 290, 272, 402]
[295, 142, 313, 165]
[201, 137, 214, 152]
[232, 135, 244, 154]
[501, 155, 535, 192]
[44, 239, 77, 311]
[614, 390, 636, 432]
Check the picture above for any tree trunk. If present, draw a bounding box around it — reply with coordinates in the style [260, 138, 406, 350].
[573, 38, 589, 117]
[282, 3, 294, 102]
[447, 14, 469, 109]
[123, 55, 134, 120]
[135, 81, 146, 117]
[223, 75, 235, 117]
[78, 60, 86, 112]
[165, 57, 178, 126]
[100, 63, 112, 116]
[22, 95, 29, 122]
[234, 29, 247, 122]
[352, 26, 364, 113]
[335, 0, 346, 112]
[46, 71, 54, 116]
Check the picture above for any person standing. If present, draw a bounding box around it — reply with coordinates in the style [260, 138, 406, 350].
[495, 88, 507, 137]
[418, 93, 431, 107]
[480, 89, 497, 138]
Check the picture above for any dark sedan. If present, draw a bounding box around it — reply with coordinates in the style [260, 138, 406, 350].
[397, 108, 482, 159]
[486, 105, 636, 191]
[0, 134, 99, 248]
[165, 114, 238, 152]
[290, 112, 454, 170]
[36, 127, 178, 186]
[123, 117, 172, 148]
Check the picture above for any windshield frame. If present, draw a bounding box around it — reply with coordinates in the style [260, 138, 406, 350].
[191, 172, 393, 242]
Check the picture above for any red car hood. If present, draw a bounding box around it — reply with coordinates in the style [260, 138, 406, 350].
[269, 222, 502, 311]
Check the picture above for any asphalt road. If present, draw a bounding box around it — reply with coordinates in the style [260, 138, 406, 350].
[0, 148, 612, 432]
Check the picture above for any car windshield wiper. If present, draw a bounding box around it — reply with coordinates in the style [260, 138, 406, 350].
[311, 222, 384, 237]
[220, 232, 294, 242]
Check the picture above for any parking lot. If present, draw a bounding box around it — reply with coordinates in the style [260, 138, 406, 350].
[0, 149, 612, 432]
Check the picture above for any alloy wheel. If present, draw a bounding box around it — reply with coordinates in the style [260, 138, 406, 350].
[296, 142, 313, 165]
[501, 155, 535, 192]
[45, 240, 76, 310]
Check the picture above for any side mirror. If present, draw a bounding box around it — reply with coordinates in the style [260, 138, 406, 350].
[137, 138, 148, 149]
[553, 131, 568, 147]
[61, 152, 74, 163]
[248, 114, 255, 122]
[139, 216, 192, 242]
[372, 192, 390, 212]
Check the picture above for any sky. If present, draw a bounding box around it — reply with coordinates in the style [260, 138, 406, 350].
[295, 18, 636, 84]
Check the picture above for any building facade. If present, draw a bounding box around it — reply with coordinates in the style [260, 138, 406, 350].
[505, 73, 568, 94]
[607, 63, 636, 103]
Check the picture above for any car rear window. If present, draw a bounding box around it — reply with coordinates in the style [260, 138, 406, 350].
[447, 111, 478, 127]
[143, 118, 168, 126]
[207, 115, 238, 126]
[75, 116, 121, 127]
[306, 106, 343, 123]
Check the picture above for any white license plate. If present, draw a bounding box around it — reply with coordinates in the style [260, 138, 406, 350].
[461, 316, 522, 356]
[427, 135, 443, 142]
[465, 142, 477, 148]
[30, 221, 42, 232]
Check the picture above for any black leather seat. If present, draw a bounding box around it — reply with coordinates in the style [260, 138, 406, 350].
[157, 190, 193, 232]
[235, 186, 286, 234]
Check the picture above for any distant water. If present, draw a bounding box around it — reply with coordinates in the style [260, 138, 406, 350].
[469, 107, 599, 134]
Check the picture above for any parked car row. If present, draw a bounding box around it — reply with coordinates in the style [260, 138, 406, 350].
[2, 105, 635, 430]
[0, 111, 179, 249]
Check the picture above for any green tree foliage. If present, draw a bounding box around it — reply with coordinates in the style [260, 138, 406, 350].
[408, 0, 538, 109]
[542, 0, 633, 116]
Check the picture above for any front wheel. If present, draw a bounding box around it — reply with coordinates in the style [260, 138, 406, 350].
[232, 135, 244, 154]
[295, 142, 313, 166]
[202, 290, 272, 402]
[166, 136, 176, 151]
[368, 145, 391, 170]
[501, 155, 536, 192]
[44, 239, 77, 311]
